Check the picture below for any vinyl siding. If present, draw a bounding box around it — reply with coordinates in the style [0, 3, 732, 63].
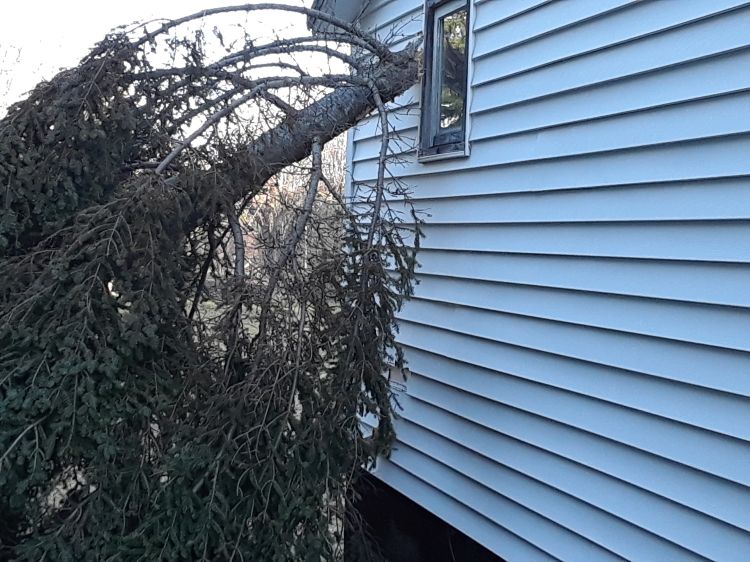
[351, 0, 750, 559]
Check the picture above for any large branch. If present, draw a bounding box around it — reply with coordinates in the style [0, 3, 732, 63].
[185, 45, 420, 228]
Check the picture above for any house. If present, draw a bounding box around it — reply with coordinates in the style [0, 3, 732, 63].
[314, 0, 750, 559]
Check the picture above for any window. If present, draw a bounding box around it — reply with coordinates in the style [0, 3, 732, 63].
[419, 0, 470, 160]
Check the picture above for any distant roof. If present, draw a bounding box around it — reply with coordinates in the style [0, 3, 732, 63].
[309, 0, 369, 31]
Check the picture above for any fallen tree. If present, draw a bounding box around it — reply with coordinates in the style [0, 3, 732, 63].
[0, 4, 420, 560]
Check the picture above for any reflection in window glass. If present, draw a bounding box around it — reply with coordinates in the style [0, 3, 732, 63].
[437, 8, 467, 133]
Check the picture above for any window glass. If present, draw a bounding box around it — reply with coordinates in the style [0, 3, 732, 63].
[437, 8, 467, 134]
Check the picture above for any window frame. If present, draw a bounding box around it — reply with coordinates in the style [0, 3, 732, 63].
[418, 0, 471, 162]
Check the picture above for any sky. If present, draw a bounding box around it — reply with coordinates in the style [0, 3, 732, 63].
[0, 0, 313, 108]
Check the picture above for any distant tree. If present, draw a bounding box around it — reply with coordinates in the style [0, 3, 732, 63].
[0, 4, 419, 560]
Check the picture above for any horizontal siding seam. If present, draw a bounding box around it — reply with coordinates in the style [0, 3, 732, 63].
[381, 30, 421, 49]
[402, 248, 750, 266]
[404, 248, 750, 268]
[376, 218, 750, 227]
[406, 248, 748, 266]
[353, 174, 750, 201]
[353, 128, 419, 150]
[355, 129, 750, 167]
[352, 102, 419, 137]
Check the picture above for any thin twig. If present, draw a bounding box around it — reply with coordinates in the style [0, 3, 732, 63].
[0, 417, 46, 468]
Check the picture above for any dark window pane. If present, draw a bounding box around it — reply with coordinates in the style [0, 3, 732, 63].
[437, 8, 467, 134]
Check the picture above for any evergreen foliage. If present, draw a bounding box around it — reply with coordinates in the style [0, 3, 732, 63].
[0, 5, 419, 560]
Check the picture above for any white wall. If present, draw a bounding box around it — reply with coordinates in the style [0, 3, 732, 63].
[353, 1, 750, 559]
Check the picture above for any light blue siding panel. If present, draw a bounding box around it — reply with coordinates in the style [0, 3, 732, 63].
[408, 276, 750, 352]
[352, 135, 750, 183]
[473, 0, 552, 31]
[473, 0, 749, 76]
[473, 0, 634, 59]
[349, 0, 750, 558]
[360, 0, 420, 30]
[417, 221, 750, 262]
[355, 92, 750, 170]
[399, 337, 750, 451]
[473, 8, 750, 100]
[361, 0, 399, 19]
[472, 48, 750, 130]
[392, 419, 702, 561]
[355, 138, 750, 196]
[394, 412, 746, 560]
[397, 301, 750, 397]
[414, 250, 750, 308]
[397, 384, 750, 531]
[370, 15, 422, 46]
[351, 104, 419, 143]
[403, 365, 750, 488]
[359, 0, 422, 45]
[379, 178, 750, 222]
[352, 127, 417, 162]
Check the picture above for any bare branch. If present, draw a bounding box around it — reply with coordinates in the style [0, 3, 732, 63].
[227, 209, 245, 278]
[254, 135, 324, 343]
[132, 3, 391, 58]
